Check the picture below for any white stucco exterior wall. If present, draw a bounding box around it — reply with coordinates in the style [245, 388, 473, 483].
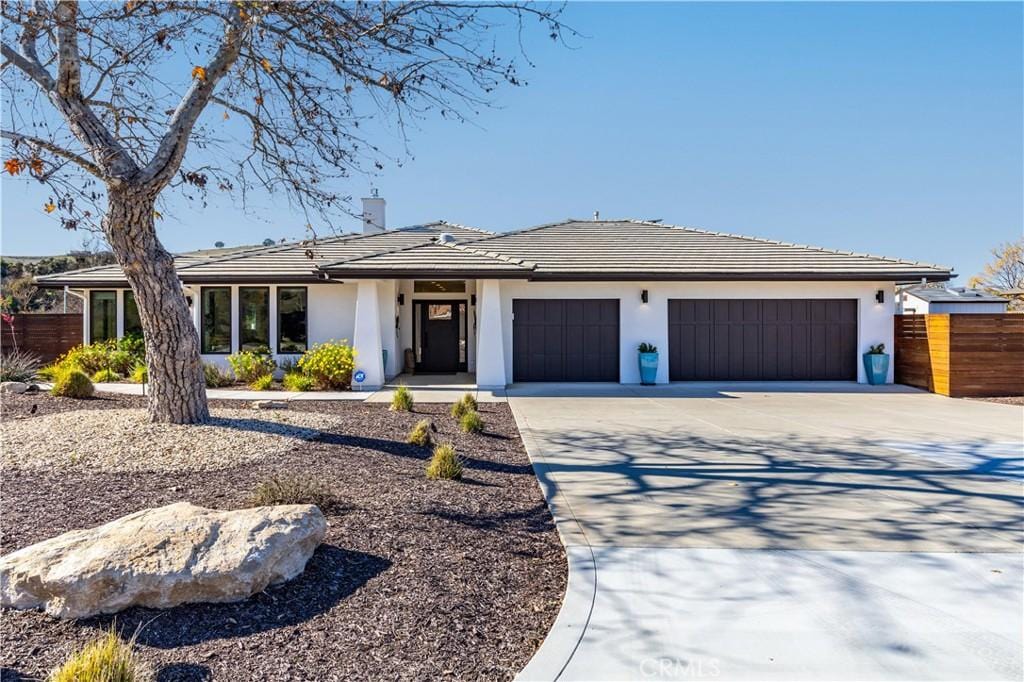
[486, 280, 897, 385]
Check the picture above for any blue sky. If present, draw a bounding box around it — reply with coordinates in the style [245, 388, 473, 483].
[2, 2, 1021, 281]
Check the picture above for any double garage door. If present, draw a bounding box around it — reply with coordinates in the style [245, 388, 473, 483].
[511, 297, 857, 382]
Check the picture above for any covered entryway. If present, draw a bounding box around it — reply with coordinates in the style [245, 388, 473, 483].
[668, 299, 858, 381]
[512, 299, 619, 382]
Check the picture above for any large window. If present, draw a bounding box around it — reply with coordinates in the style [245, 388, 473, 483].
[201, 287, 231, 354]
[89, 291, 116, 343]
[277, 287, 307, 353]
[123, 290, 143, 337]
[414, 280, 466, 293]
[238, 287, 270, 351]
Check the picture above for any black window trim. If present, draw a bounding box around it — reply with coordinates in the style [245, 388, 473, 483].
[277, 285, 309, 354]
[237, 286, 271, 352]
[200, 286, 232, 355]
[89, 289, 117, 344]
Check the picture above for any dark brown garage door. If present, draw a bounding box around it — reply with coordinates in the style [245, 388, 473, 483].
[513, 299, 619, 382]
[668, 299, 858, 381]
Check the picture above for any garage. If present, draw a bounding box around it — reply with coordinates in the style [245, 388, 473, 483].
[513, 299, 619, 382]
[668, 299, 858, 381]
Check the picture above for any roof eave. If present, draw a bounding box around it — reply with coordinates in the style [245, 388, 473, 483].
[525, 270, 953, 283]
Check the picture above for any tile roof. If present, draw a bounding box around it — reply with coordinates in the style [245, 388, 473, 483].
[322, 241, 534, 277]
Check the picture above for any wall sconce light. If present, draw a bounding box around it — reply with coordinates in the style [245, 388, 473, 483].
[471, 294, 477, 306]
[875, 290, 884, 304]
[397, 293, 405, 306]
[641, 289, 649, 304]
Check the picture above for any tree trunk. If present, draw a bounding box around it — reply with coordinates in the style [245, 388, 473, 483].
[103, 188, 210, 424]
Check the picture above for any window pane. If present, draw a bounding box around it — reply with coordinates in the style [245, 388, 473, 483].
[414, 280, 466, 293]
[201, 287, 231, 354]
[428, 304, 452, 320]
[123, 291, 143, 337]
[89, 291, 116, 344]
[239, 287, 270, 351]
[277, 287, 307, 353]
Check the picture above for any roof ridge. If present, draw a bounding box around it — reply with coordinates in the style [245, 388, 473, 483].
[626, 220, 955, 273]
[440, 241, 536, 270]
[34, 261, 124, 280]
[175, 231, 362, 271]
[433, 220, 494, 235]
[320, 238, 446, 267]
[451, 219, 578, 244]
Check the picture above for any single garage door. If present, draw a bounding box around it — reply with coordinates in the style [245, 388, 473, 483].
[668, 299, 858, 381]
[513, 299, 619, 382]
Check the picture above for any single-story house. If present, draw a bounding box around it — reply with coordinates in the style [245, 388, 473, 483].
[36, 198, 952, 388]
[897, 286, 1008, 314]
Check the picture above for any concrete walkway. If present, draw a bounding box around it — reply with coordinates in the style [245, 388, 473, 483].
[510, 383, 1024, 681]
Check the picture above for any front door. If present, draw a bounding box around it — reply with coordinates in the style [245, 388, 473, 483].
[418, 302, 461, 372]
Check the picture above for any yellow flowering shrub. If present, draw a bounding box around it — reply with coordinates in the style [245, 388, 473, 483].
[297, 340, 356, 390]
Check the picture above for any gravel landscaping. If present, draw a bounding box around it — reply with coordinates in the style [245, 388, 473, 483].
[0, 393, 566, 682]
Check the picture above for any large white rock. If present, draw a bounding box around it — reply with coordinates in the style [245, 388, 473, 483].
[0, 502, 326, 619]
[0, 381, 28, 394]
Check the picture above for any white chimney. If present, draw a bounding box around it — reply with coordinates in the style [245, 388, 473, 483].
[362, 192, 386, 234]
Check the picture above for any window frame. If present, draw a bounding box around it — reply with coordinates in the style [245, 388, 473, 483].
[200, 286, 232, 355]
[276, 286, 308, 354]
[237, 286, 271, 352]
[89, 290, 117, 344]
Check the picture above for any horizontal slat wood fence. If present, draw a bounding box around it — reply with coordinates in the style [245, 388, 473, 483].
[894, 313, 1024, 397]
[1, 313, 82, 362]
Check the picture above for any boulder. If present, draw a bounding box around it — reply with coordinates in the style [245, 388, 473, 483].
[253, 399, 288, 410]
[0, 381, 28, 394]
[0, 502, 326, 619]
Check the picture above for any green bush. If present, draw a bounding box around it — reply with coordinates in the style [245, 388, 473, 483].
[50, 341, 134, 376]
[203, 362, 234, 388]
[249, 373, 274, 391]
[426, 442, 462, 480]
[117, 333, 146, 362]
[459, 409, 484, 434]
[51, 369, 94, 398]
[407, 418, 434, 446]
[128, 362, 148, 384]
[297, 340, 356, 390]
[227, 347, 276, 384]
[0, 349, 40, 382]
[92, 368, 122, 383]
[282, 371, 315, 392]
[390, 384, 413, 412]
[251, 475, 335, 510]
[37, 362, 62, 381]
[48, 628, 144, 682]
[450, 392, 478, 419]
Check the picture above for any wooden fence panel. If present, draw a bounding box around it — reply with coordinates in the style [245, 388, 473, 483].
[895, 313, 1024, 397]
[1, 313, 82, 362]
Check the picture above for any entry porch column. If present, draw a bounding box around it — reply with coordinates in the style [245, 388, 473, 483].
[475, 279, 507, 389]
[353, 279, 384, 390]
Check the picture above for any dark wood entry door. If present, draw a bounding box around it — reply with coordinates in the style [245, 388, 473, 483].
[419, 302, 460, 372]
[512, 299, 620, 382]
[668, 299, 858, 381]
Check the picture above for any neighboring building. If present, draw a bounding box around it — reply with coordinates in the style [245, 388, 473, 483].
[898, 287, 1009, 314]
[36, 198, 952, 388]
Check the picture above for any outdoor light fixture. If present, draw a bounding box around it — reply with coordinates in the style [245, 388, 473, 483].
[471, 294, 477, 306]
[875, 290, 884, 304]
[397, 293, 405, 306]
[641, 289, 649, 304]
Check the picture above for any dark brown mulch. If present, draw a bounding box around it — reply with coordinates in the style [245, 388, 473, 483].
[969, 395, 1024, 406]
[0, 393, 566, 682]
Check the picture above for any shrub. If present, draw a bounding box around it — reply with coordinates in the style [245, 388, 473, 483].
[227, 347, 276, 384]
[92, 368, 122, 383]
[203, 362, 234, 388]
[426, 442, 462, 480]
[277, 356, 299, 374]
[51, 369, 94, 399]
[249, 373, 274, 391]
[407, 418, 434, 447]
[450, 392, 478, 419]
[37, 362, 62, 381]
[251, 475, 335, 510]
[0, 349, 40, 382]
[128, 362, 148, 384]
[48, 628, 144, 682]
[459, 409, 484, 434]
[282, 371, 315, 392]
[390, 384, 413, 411]
[297, 340, 356, 390]
[117, 333, 146, 362]
[52, 341, 134, 376]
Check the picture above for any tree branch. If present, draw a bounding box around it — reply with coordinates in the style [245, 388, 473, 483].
[54, 0, 82, 98]
[1, 129, 103, 177]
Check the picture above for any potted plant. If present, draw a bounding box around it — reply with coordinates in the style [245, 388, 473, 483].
[862, 343, 889, 385]
[638, 342, 659, 385]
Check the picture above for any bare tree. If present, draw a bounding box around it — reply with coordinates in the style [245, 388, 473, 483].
[970, 238, 1024, 310]
[2, 1, 569, 423]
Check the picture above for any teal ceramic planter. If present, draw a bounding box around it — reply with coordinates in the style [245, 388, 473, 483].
[638, 351, 659, 385]
[863, 352, 889, 385]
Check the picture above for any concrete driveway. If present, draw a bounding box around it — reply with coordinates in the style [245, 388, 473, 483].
[510, 383, 1023, 682]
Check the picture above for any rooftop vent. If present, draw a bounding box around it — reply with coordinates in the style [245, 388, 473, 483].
[436, 232, 456, 244]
